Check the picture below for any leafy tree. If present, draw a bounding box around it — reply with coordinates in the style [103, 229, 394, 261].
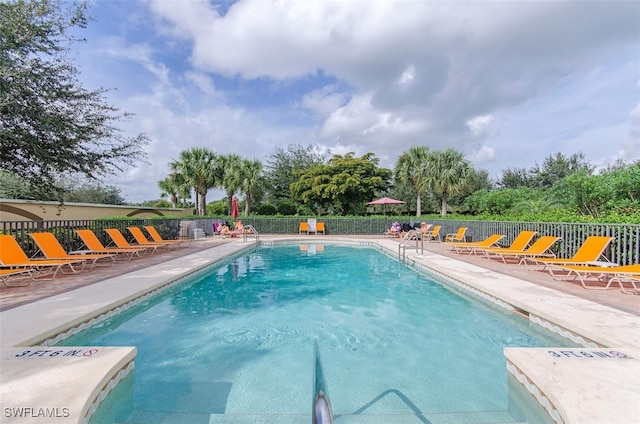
[451, 167, 493, 213]
[509, 194, 563, 215]
[394, 146, 430, 216]
[465, 168, 493, 192]
[158, 172, 191, 208]
[0, 0, 149, 198]
[385, 180, 437, 215]
[425, 148, 472, 216]
[606, 161, 640, 204]
[276, 199, 297, 215]
[256, 203, 277, 215]
[206, 199, 227, 215]
[291, 152, 390, 215]
[0, 170, 32, 199]
[530, 152, 593, 189]
[17, 172, 126, 204]
[239, 158, 264, 215]
[63, 180, 125, 204]
[138, 199, 171, 208]
[264, 144, 325, 203]
[463, 187, 537, 216]
[601, 158, 629, 173]
[171, 147, 219, 215]
[548, 161, 640, 218]
[550, 171, 610, 218]
[497, 167, 531, 189]
[219, 154, 242, 215]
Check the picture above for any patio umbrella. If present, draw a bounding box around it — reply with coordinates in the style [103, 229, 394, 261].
[231, 195, 239, 219]
[366, 197, 406, 223]
[367, 197, 405, 211]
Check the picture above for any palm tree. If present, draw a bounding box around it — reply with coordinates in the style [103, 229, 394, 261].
[425, 148, 472, 216]
[394, 146, 430, 216]
[219, 154, 243, 216]
[240, 159, 264, 215]
[171, 147, 219, 215]
[158, 172, 190, 208]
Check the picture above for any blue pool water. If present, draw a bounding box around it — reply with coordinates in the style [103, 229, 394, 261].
[59, 244, 574, 423]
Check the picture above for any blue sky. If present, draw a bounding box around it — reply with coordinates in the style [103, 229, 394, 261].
[72, 0, 640, 203]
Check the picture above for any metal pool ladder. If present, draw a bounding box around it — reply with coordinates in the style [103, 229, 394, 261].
[313, 340, 333, 424]
[399, 230, 424, 262]
[242, 225, 260, 243]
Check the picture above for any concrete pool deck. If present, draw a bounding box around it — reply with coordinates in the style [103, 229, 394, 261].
[0, 235, 638, 423]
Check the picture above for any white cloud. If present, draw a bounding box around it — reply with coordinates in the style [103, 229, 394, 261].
[630, 103, 640, 124]
[321, 93, 426, 155]
[75, 0, 640, 200]
[468, 145, 496, 163]
[300, 85, 346, 117]
[184, 71, 218, 98]
[322, 93, 379, 138]
[397, 65, 415, 85]
[467, 114, 495, 138]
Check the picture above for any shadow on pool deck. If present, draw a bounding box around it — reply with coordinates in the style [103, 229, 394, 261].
[1, 235, 638, 316]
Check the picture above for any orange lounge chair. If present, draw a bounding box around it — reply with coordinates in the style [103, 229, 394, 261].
[127, 226, 179, 250]
[144, 226, 192, 247]
[477, 230, 538, 256]
[76, 229, 147, 260]
[522, 236, 615, 276]
[29, 232, 115, 270]
[444, 227, 467, 242]
[422, 225, 441, 241]
[300, 244, 324, 254]
[608, 272, 640, 294]
[316, 222, 325, 235]
[418, 223, 433, 236]
[0, 267, 35, 287]
[554, 263, 640, 290]
[0, 235, 86, 280]
[105, 228, 161, 254]
[299, 222, 309, 234]
[234, 221, 249, 236]
[482, 236, 561, 265]
[447, 234, 505, 254]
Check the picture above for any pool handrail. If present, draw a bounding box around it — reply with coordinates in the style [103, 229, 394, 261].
[399, 229, 424, 261]
[313, 340, 333, 424]
[242, 224, 260, 243]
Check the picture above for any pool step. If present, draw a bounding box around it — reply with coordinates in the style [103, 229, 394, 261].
[117, 412, 307, 423]
[205, 411, 529, 423]
[115, 410, 528, 424]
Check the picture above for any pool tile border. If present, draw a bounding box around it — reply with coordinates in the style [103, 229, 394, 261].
[389, 247, 603, 349]
[529, 314, 601, 348]
[43, 250, 251, 347]
[82, 359, 135, 424]
[506, 359, 564, 424]
[417, 262, 601, 348]
[43, 265, 212, 346]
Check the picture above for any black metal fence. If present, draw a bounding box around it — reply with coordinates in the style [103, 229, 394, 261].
[2, 217, 639, 265]
[2, 218, 181, 257]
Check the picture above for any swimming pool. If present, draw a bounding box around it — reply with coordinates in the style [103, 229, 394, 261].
[59, 243, 575, 423]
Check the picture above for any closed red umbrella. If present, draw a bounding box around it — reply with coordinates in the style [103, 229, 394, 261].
[231, 195, 239, 219]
